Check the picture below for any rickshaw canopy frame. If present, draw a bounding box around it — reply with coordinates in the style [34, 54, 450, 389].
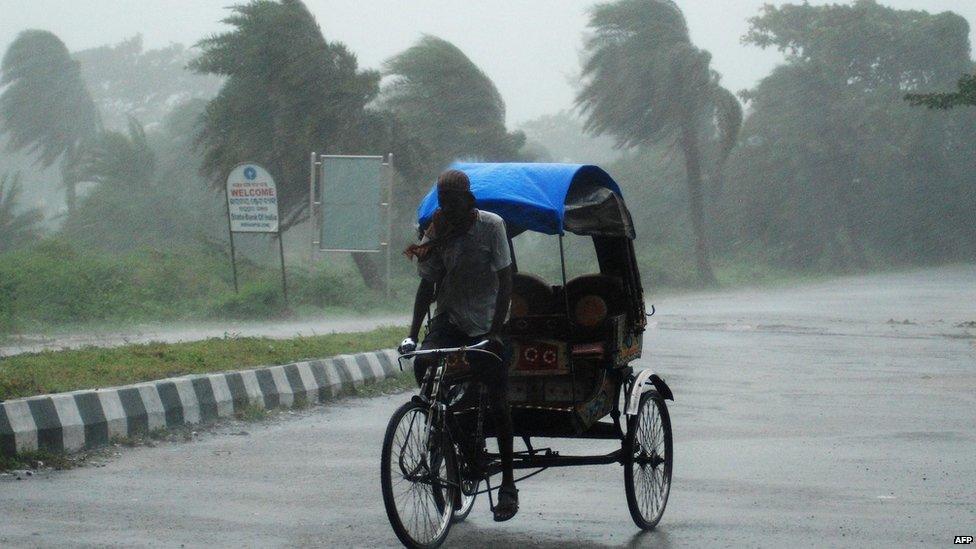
[416, 162, 636, 239]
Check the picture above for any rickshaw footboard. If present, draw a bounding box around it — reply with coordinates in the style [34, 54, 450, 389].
[482, 448, 625, 472]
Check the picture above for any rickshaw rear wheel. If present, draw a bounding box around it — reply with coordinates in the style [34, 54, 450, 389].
[624, 391, 673, 530]
[381, 401, 457, 549]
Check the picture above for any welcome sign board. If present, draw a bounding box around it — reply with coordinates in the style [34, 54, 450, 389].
[226, 164, 279, 233]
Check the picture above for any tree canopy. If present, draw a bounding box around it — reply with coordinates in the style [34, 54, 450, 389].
[382, 35, 525, 174]
[80, 117, 156, 190]
[726, 1, 976, 269]
[744, 0, 972, 89]
[906, 74, 976, 109]
[0, 30, 100, 167]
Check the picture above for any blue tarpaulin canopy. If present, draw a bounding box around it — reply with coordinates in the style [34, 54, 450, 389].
[417, 163, 635, 238]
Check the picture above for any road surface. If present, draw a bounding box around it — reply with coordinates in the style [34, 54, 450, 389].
[1, 266, 974, 547]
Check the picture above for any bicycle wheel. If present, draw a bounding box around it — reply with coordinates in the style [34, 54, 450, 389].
[381, 401, 457, 549]
[451, 478, 479, 523]
[623, 391, 673, 530]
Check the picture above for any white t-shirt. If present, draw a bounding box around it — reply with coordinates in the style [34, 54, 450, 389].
[417, 210, 511, 336]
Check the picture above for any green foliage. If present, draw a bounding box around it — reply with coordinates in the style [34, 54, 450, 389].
[577, 0, 742, 285]
[744, 0, 972, 86]
[382, 35, 526, 170]
[79, 117, 156, 189]
[289, 269, 364, 308]
[208, 281, 289, 320]
[906, 73, 976, 109]
[729, 1, 976, 270]
[60, 102, 224, 253]
[0, 30, 100, 167]
[0, 241, 225, 327]
[0, 240, 405, 334]
[0, 449, 74, 471]
[191, 0, 380, 232]
[0, 172, 43, 253]
[0, 326, 405, 401]
[579, 0, 702, 148]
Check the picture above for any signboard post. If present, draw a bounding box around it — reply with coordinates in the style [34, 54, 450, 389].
[225, 163, 288, 304]
[309, 153, 394, 297]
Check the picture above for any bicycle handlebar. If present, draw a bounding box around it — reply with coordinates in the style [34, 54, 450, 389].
[398, 339, 502, 363]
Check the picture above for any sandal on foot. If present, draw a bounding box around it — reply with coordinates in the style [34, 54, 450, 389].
[493, 485, 519, 522]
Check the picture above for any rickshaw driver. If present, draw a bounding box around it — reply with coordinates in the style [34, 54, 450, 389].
[398, 169, 519, 522]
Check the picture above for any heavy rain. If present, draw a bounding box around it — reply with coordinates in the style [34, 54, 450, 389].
[0, 1, 974, 547]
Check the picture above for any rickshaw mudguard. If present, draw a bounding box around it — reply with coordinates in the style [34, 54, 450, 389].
[625, 369, 673, 415]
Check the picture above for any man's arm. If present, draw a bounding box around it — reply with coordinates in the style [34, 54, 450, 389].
[409, 278, 436, 341]
[489, 265, 512, 337]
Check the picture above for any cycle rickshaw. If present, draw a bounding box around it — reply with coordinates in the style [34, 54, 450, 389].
[381, 163, 674, 548]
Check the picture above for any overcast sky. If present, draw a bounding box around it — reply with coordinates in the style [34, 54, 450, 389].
[1, 0, 974, 125]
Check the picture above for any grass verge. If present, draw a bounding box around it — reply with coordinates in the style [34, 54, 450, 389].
[0, 449, 75, 471]
[0, 325, 406, 401]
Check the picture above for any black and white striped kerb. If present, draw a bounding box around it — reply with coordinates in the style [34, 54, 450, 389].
[0, 349, 401, 456]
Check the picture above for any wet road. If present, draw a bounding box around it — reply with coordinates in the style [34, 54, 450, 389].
[0, 316, 409, 357]
[2, 266, 974, 547]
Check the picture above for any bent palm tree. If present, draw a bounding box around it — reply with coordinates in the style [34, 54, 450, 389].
[81, 117, 157, 190]
[0, 30, 100, 213]
[382, 35, 525, 169]
[577, 0, 741, 285]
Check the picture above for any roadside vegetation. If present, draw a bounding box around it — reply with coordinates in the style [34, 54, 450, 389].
[0, 326, 405, 401]
[0, 240, 410, 335]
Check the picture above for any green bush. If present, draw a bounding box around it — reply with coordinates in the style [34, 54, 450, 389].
[0, 275, 14, 333]
[290, 268, 367, 308]
[0, 239, 410, 334]
[0, 240, 238, 330]
[208, 281, 290, 319]
[0, 241, 132, 323]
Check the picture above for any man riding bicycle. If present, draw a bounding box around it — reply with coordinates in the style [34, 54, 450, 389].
[399, 169, 518, 522]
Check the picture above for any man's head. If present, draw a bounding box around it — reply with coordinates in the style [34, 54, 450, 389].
[437, 169, 475, 215]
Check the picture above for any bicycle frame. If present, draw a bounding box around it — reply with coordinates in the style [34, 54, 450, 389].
[398, 345, 633, 494]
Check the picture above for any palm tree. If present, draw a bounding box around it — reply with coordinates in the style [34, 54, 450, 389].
[81, 117, 156, 190]
[382, 35, 525, 173]
[0, 172, 44, 253]
[0, 30, 101, 214]
[577, 0, 741, 285]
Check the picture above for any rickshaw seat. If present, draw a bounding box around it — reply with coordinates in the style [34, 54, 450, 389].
[511, 272, 556, 318]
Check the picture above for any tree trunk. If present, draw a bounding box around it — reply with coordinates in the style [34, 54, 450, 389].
[65, 180, 77, 215]
[681, 124, 717, 286]
[61, 146, 78, 215]
[352, 252, 384, 291]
